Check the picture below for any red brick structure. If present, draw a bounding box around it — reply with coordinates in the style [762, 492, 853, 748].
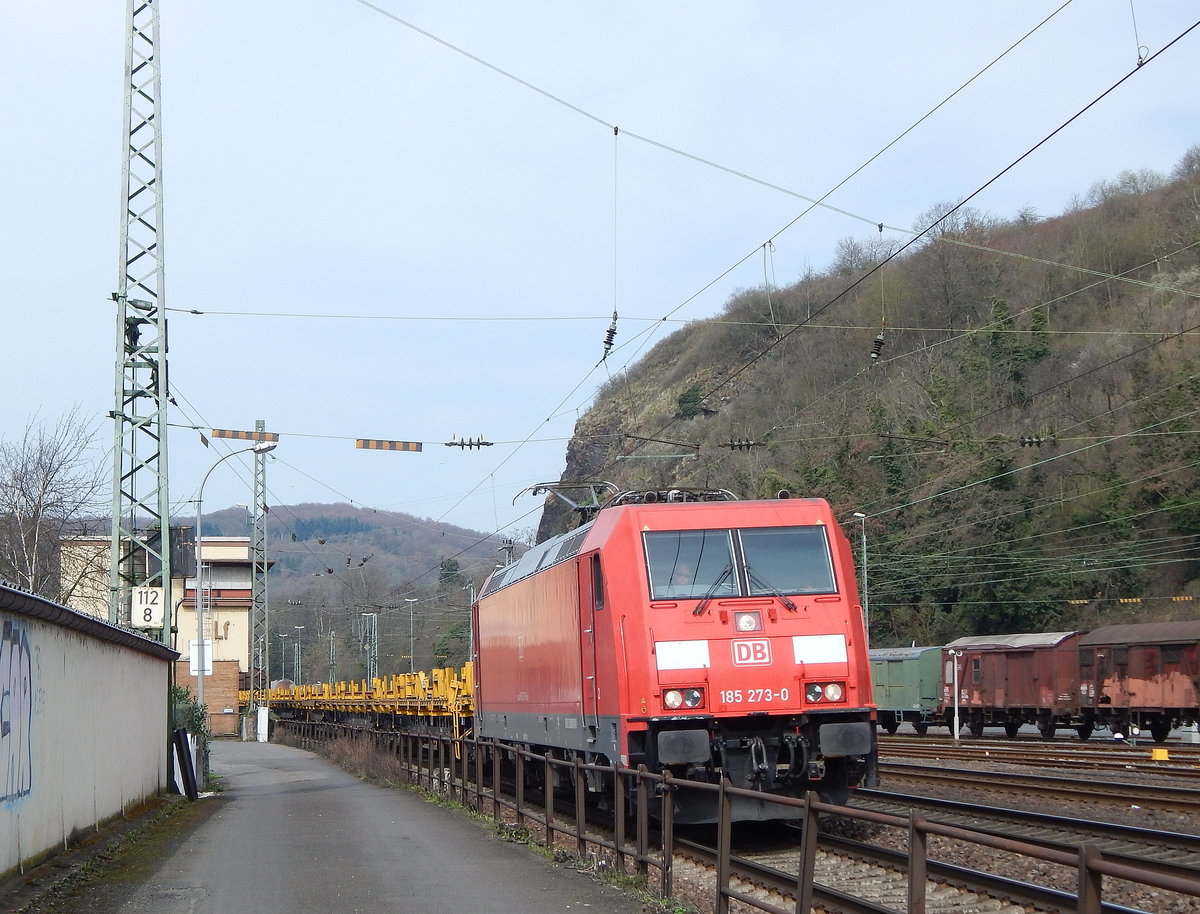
[176, 659, 243, 736]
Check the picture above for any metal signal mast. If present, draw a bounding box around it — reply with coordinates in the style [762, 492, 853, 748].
[108, 0, 172, 642]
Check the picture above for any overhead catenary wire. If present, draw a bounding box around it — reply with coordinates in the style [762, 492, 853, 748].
[167, 7, 1198, 617]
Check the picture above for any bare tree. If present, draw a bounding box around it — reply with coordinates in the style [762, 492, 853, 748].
[0, 408, 108, 602]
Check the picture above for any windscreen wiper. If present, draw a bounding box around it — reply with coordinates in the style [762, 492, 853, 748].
[692, 563, 734, 616]
[746, 566, 798, 611]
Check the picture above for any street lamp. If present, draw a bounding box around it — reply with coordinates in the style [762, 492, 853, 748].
[404, 598, 418, 672]
[195, 440, 277, 712]
[294, 625, 305, 683]
[852, 512, 869, 648]
[361, 612, 378, 683]
[948, 649, 963, 745]
[278, 632, 289, 681]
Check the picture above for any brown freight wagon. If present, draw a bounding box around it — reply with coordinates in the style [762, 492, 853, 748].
[1078, 619, 1200, 743]
[942, 632, 1085, 739]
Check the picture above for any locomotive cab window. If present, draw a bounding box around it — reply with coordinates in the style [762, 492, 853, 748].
[645, 530, 735, 600]
[644, 524, 836, 601]
[739, 526, 835, 595]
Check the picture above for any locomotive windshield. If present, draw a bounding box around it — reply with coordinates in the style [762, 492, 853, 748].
[644, 529, 736, 599]
[644, 525, 835, 600]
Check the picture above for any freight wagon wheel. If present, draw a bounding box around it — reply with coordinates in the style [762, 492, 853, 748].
[1075, 724, 1094, 741]
[1038, 721, 1056, 741]
[968, 717, 984, 738]
[882, 720, 899, 735]
[912, 722, 928, 736]
[1150, 720, 1172, 743]
[1003, 722, 1021, 738]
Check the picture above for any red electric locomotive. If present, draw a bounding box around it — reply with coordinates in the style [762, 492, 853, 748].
[471, 486, 877, 823]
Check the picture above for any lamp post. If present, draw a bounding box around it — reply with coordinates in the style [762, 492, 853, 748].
[195, 441, 277, 713]
[948, 649, 963, 745]
[852, 512, 869, 648]
[361, 612, 378, 683]
[294, 625, 305, 684]
[278, 632, 289, 681]
[404, 598, 418, 672]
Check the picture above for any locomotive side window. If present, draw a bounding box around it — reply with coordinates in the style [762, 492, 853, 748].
[739, 526, 835, 595]
[591, 553, 605, 610]
[644, 530, 735, 600]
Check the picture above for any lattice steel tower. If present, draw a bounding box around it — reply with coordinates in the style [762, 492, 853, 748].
[251, 419, 271, 701]
[108, 0, 172, 641]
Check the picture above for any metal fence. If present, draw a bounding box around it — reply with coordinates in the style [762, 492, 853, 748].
[279, 720, 1200, 914]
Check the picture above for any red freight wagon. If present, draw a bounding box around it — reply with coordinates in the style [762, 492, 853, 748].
[941, 631, 1085, 739]
[1078, 620, 1200, 743]
[472, 487, 877, 823]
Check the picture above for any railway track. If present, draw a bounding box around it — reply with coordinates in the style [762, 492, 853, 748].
[675, 834, 1056, 914]
[878, 760, 1200, 814]
[880, 734, 1200, 777]
[675, 824, 1164, 914]
[853, 788, 1200, 874]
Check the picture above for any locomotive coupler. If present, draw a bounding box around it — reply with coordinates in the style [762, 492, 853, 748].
[746, 737, 769, 785]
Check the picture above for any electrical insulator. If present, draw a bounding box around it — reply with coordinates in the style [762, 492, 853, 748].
[602, 311, 618, 360]
[445, 436, 494, 450]
[1019, 436, 1045, 448]
[869, 332, 885, 362]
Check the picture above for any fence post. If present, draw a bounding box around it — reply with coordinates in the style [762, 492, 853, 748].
[635, 765, 649, 879]
[573, 758, 588, 858]
[515, 747, 526, 830]
[908, 811, 927, 914]
[544, 752, 555, 849]
[1077, 843, 1102, 914]
[794, 795, 818, 914]
[659, 778, 674, 899]
[491, 740, 501, 821]
[437, 736, 446, 794]
[613, 762, 627, 874]
[473, 738, 484, 814]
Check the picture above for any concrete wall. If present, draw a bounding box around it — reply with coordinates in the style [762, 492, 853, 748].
[0, 584, 178, 880]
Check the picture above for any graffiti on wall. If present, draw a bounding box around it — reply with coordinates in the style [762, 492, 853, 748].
[1, 618, 33, 803]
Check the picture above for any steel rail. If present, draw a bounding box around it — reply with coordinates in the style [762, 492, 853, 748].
[879, 761, 1200, 812]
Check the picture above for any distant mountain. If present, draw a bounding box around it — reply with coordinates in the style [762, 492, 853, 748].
[202, 501, 509, 680]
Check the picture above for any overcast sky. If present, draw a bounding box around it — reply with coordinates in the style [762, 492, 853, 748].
[2, 2, 1197, 543]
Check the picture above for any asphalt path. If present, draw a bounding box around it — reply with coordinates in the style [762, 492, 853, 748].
[107, 740, 658, 913]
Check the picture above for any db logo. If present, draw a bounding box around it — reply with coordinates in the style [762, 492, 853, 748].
[731, 640, 771, 665]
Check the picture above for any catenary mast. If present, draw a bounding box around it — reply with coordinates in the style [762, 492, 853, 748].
[108, 0, 172, 645]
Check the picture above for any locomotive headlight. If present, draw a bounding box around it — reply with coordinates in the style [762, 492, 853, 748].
[805, 683, 824, 702]
[663, 688, 704, 710]
[823, 682, 844, 702]
[734, 611, 762, 632]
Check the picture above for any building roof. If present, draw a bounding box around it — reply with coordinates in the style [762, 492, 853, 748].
[868, 646, 940, 661]
[1079, 620, 1200, 646]
[944, 631, 1078, 650]
[0, 582, 178, 660]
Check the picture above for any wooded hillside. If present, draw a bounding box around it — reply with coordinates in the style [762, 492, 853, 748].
[544, 148, 1200, 647]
